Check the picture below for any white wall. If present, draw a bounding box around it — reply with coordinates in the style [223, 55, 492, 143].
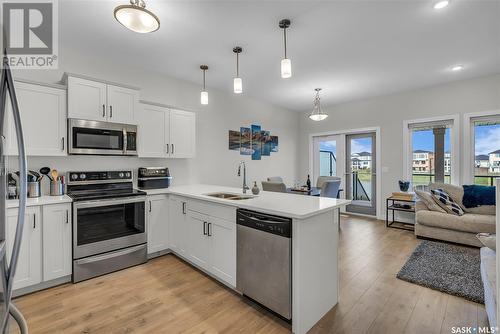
[298, 74, 500, 217]
[10, 46, 300, 192]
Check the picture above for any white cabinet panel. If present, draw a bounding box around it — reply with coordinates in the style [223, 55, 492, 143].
[68, 77, 107, 121]
[170, 109, 196, 158]
[6, 82, 67, 156]
[209, 217, 236, 286]
[186, 211, 210, 270]
[138, 104, 167, 158]
[6, 207, 42, 290]
[169, 196, 188, 256]
[147, 195, 169, 254]
[42, 204, 72, 281]
[106, 84, 138, 124]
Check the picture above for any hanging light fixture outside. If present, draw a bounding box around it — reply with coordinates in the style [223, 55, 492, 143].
[200, 65, 209, 105]
[309, 88, 328, 121]
[114, 0, 160, 34]
[233, 47, 243, 94]
[279, 19, 292, 79]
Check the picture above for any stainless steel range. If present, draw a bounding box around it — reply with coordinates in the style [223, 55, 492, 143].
[67, 170, 147, 283]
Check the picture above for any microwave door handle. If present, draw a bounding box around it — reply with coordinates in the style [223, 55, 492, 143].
[123, 129, 127, 155]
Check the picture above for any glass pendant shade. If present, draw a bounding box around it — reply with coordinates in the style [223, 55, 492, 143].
[309, 89, 328, 121]
[114, 0, 160, 33]
[234, 77, 243, 94]
[281, 58, 292, 79]
[200, 91, 208, 105]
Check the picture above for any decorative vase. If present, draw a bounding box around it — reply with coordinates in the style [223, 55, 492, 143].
[399, 180, 410, 192]
[252, 181, 260, 195]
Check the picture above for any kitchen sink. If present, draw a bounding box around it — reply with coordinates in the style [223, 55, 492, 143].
[204, 192, 254, 200]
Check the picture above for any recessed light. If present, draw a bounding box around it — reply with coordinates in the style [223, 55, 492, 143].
[434, 0, 450, 10]
[451, 65, 464, 72]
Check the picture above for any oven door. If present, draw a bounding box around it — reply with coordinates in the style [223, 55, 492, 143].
[73, 196, 146, 259]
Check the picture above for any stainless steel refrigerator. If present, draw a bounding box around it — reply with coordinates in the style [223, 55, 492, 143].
[0, 57, 29, 333]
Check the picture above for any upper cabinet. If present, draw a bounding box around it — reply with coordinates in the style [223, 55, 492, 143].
[137, 103, 196, 159]
[5, 81, 67, 156]
[67, 76, 139, 124]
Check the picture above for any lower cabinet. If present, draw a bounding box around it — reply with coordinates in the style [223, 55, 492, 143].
[169, 195, 188, 256]
[147, 195, 169, 254]
[6, 203, 72, 291]
[186, 211, 211, 269]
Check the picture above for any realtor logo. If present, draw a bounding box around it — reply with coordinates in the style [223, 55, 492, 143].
[1, 0, 58, 69]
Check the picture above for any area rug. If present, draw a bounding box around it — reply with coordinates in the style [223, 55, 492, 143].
[396, 240, 484, 303]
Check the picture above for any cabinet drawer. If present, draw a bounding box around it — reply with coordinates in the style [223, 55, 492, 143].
[188, 199, 236, 222]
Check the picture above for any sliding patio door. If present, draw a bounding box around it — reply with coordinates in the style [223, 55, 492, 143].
[345, 132, 377, 216]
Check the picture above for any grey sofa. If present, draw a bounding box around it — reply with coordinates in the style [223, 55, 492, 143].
[415, 183, 496, 247]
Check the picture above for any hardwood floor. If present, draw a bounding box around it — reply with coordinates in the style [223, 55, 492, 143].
[11, 215, 487, 334]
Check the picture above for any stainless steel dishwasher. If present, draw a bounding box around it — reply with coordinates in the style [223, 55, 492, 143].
[236, 208, 292, 320]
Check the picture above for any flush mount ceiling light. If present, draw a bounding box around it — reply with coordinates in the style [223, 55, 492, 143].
[279, 19, 292, 79]
[114, 0, 160, 33]
[451, 64, 464, 71]
[233, 47, 243, 94]
[309, 88, 328, 121]
[200, 65, 209, 105]
[433, 0, 450, 9]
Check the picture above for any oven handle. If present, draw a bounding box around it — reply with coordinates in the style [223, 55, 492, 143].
[74, 196, 147, 209]
[74, 244, 145, 265]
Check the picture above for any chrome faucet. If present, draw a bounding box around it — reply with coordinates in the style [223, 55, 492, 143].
[237, 161, 250, 194]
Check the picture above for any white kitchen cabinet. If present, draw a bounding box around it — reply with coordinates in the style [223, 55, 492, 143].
[6, 207, 42, 290]
[42, 203, 72, 281]
[169, 109, 196, 158]
[147, 195, 169, 254]
[208, 216, 236, 286]
[186, 211, 210, 270]
[138, 104, 168, 158]
[68, 76, 138, 124]
[137, 103, 195, 159]
[169, 196, 188, 256]
[67, 76, 107, 122]
[5, 81, 67, 156]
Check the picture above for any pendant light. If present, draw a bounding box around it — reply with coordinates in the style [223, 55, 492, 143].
[114, 0, 160, 34]
[309, 88, 328, 121]
[233, 47, 243, 94]
[279, 19, 292, 79]
[200, 65, 209, 105]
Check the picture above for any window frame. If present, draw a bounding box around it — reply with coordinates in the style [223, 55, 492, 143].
[402, 114, 460, 186]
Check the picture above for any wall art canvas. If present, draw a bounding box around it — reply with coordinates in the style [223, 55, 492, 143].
[228, 130, 240, 150]
[271, 136, 279, 152]
[240, 127, 252, 155]
[251, 124, 262, 160]
[261, 131, 271, 156]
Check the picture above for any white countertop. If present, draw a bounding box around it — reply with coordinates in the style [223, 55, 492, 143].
[7, 195, 72, 209]
[165, 184, 351, 219]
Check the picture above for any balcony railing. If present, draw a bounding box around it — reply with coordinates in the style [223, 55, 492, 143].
[320, 150, 336, 176]
[474, 175, 499, 186]
[412, 173, 499, 186]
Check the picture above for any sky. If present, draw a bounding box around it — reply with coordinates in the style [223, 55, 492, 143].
[412, 128, 451, 152]
[319, 138, 372, 154]
[474, 124, 500, 155]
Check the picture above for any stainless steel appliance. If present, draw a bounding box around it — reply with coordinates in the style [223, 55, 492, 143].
[236, 209, 292, 320]
[0, 56, 29, 332]
[67, 171, 147, 282]
[137, 167, 172, 190]
[68, 119, 137, 156]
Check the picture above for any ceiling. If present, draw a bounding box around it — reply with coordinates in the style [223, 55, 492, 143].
[60, 0, 500, 111]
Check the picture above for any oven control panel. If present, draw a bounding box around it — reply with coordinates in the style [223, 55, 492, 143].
[68, 171, 132, 183]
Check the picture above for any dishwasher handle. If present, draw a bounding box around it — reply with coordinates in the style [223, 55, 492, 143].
[237, 209, 291, 238]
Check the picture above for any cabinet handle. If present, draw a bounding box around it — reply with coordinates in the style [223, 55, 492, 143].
[33, 214, 36, 229]
[149, 201, 152, 212]
[207, 222, 212, 236]
[66, 210, 69, 224]
[166, 144, 169, 154]
[61, 137, 65, 151]
[109, 105, 113, 118]
[102, 104, 106, 117]
[182, 202, 186, 215]
[203, 221, 207, 235]
[171, 144, 174, 155]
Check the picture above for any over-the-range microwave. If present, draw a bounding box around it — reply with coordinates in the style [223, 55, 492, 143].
[68, 119, 137, 156]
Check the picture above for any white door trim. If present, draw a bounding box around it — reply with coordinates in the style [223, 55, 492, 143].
[309, 127, 382, 219]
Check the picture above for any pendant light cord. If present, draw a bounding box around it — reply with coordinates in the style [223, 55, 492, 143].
[283, 27, 287, 58]
[203, 69, 206, 90]
[236, 52, 239, 77]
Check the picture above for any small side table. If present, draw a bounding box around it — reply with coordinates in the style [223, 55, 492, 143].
[386, 196, 416, 231]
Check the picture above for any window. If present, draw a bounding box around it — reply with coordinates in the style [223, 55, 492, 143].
[319, 140, 337, 176]
[471, 117, 500, 186]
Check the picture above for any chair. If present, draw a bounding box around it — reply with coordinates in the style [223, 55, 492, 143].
[267, 176, 284, 183]
[320, 180, 341, 199]
[261, 181, 286, 193]
[316, 176, 341, 189]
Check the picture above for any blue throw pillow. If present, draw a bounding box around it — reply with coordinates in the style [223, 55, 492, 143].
[462, 185, 496, 208]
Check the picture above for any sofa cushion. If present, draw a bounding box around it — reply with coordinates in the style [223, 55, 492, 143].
[415, 190, 446, 213]
[429, 182, 496, 215]
[416, 210, 495, 234]
[466, 205, 496, 216]
[431, 188, 465, 216]
[477, 233, 496, 251]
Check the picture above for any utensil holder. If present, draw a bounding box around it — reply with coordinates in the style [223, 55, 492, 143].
[27, 181, 41, 198]
[50, 180, 65, 196]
